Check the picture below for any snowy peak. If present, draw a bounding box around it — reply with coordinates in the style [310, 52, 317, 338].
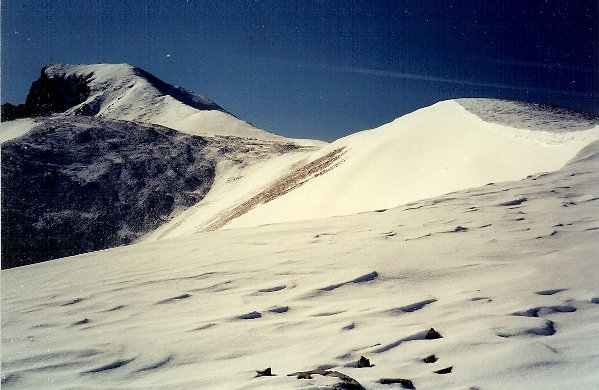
[12, 63, 287, 140]
[42, 63, 224, 116]
[172, 99, 599, 232]
[130, 66, 225, 112]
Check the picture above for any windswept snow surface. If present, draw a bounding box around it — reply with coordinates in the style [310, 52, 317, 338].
[0, 118, 38, 143]
[2, 139, 599, 389]
[42, 63, 290, 141]
[149, 99, 599, 234]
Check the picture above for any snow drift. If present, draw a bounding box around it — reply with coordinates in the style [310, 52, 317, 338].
[148, 99, 599, 235]
[2, 137, 598, 389]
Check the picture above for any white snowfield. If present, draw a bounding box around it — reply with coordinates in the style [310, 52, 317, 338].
[146, 99, 599, 236]
[2, 136, 599, 389]
[2, 73, 599, 389]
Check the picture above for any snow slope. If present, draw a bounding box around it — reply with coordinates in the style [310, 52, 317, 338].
[40, 63, 289, 141]
[146, 99, 599, 235]
[2, 138, 598, 389]
[0, 118, 38, 144]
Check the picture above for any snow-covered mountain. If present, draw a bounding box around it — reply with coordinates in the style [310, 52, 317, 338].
[2, 136, 598, 389]
[0, 115, 315, 268]
[0, 64, 321, 267]
[3, 63, 296, 141]
[145, 99, 599, 238]
[2, 63, 599, 388]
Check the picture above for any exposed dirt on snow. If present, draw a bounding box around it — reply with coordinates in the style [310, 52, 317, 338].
[203, 147, 346, 231]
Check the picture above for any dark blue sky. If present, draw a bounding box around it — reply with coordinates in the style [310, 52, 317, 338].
[2, 1, 597, 141]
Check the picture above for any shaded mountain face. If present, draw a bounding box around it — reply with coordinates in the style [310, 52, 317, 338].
[131, 67, 224, 113]
[456, 98, 599, 132]
[1, 116, 215, 268]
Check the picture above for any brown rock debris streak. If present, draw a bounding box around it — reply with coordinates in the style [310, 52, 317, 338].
[203, 147, 346, 231]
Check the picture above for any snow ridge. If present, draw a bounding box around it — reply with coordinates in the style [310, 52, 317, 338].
[457, 98, 599, 132]
[41, 64, 283, 140]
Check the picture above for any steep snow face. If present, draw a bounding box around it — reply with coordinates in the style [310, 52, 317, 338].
[41, 64, 284, 140]
[222, 100, 599, 229]
[2, 140, 598, 389]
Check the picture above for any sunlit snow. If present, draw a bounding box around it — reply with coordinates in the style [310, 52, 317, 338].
[2, 138, 599, 389]
[2, 67, 599, 389]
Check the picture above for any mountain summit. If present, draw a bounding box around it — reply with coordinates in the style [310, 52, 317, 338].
[2, 63, 282, 140]
[1, 64, 316, 267]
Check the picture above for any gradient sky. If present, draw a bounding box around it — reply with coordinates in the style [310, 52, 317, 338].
[2, 0, 598, 141]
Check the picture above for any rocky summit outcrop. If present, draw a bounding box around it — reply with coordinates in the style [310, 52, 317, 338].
[1, 66, 92, 121]
[1, 64, 225, 122]
[1, 116, 215, 268]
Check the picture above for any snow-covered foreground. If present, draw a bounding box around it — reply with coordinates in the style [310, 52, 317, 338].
[3, 140, 599, 389]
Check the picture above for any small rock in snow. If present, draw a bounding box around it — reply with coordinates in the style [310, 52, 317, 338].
[357, 356, 373, 368]
[255, 367, 275, 377]
[424, 328, 443, 339]
[434, 366, 453, 374]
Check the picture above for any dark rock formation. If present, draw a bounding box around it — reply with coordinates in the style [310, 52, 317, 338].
[379, 378, 415, 388]
[499, 197, 527, 206]
[288, 369, 363, 389]
[1, 116, 215, 268]
[1, 103, 28, 122]
[424, 328, 443, 340]
[422, 354, 438, 363]
[357, 356, 373, 368]
[434, 366, 453, 374]
[449, 225, 469, 233]
[1, 67, 91, 121]
[255, 367, 275, 377]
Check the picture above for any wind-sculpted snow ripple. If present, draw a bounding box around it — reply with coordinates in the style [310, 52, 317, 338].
[457, 98, 599, 132]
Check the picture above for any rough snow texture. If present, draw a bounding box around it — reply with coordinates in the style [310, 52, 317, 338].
[2, 139, 598, 389]
[457, 98, 599, 132]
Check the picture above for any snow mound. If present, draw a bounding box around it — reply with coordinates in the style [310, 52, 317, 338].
[0, 118, 38, 143]
[221, 99, 599, 229]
